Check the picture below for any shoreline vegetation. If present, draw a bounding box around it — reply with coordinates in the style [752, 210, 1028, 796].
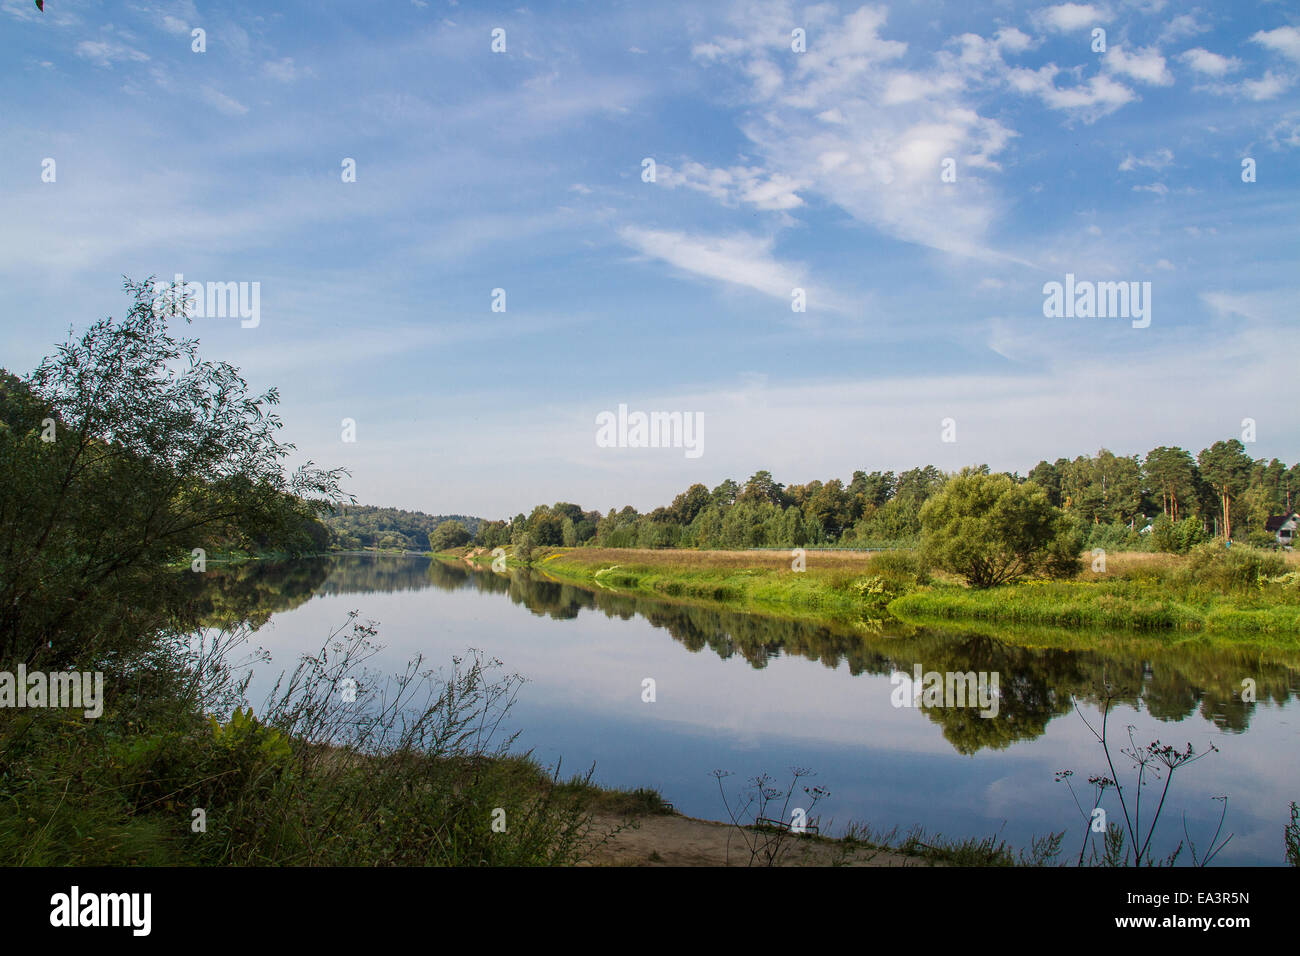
[5, 282, 1296, 867]
[438, 545, 1300, 647]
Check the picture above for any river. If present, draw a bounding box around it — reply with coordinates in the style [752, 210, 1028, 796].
[195, 552, 1300, 865]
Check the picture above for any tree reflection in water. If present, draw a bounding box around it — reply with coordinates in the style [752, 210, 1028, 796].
[193, 553, 1300, 756]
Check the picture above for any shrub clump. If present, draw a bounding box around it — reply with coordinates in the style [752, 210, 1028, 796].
[920, 470, 1082, 589]
[1183, 542, 1286, 593]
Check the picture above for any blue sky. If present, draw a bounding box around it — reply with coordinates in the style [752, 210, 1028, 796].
[2, 0, 1298, 517]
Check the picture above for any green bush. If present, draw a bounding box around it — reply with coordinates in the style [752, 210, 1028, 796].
[1185, 542, 1286, 592]
[430, 520, 472, 551]
[1149, 514, 1177, 553]
[1175, 518, 1208, 553]
[1147, 515, 1211, 554]
[1084, 520, 1143, 552]
[866, 549, 932, 586]
[1245, 529, 1278, 550]
[920, 470, 1082, 588]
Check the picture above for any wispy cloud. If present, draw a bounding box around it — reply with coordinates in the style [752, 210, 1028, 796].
[619, 226, 812, 304]
[200, 85, 250, 116]
[75, 39, 149, 68]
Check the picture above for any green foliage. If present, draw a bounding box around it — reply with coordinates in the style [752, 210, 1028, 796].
[867, 548, 932, 585]
[209, 706, 293, 763]
[0, 630, 608, 866]
[480, 439, 1295, 554]
[474, 519, 511, 549]
[1198, 439, 1255, 539]
[0, 278, 350, 667]
[1149, 513, 1178, 553]
[920, 470, 1081, 588]
[1040, 515, 1086, 579]
[851, 496, 923, 544]
[0, 280, 620, 868]
[853, 576, 896, 609]
[890, 585, 1201, 631]
[1175, 517, 1209, 552]
[1059, 450, 1144, 526]
[1184, 542, 1286, 593]
[323, 505, 481, 551]
[430, 519, 472, 551]
[1084, 520, 1143, 552]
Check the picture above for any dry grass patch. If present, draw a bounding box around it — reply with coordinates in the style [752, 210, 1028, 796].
[540, 547, 884, 574]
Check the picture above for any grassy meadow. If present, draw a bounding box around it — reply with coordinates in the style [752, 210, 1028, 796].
[445, 545, 1300, 647]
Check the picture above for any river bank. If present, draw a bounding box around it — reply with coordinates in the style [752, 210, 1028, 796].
[439, 545, 1300, 645]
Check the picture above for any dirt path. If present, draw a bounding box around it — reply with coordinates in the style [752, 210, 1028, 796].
[582, 812, 934, 867]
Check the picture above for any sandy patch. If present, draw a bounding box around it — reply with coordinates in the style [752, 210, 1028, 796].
[582, 812, 934, 867]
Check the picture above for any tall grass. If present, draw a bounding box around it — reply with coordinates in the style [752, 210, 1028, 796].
[0, 616, 626, 866]
[538, 544, 1300, 638]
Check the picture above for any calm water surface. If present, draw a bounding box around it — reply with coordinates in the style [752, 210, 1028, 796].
[199, 554, 1300, 865]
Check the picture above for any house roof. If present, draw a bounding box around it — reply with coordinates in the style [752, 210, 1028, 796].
[1264, 514, 1299, 532]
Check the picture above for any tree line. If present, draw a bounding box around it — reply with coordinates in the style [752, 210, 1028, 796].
[474, 442, 1298, 554]
[323, 505, 481, 551]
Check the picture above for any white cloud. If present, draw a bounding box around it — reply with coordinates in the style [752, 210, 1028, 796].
[881, 70, 962, 105]
[687, 7, 1029, 260]
[75, 40, 149, 68]
[1119, 148, 1173, 171]
[1158, 13, 1209, 45]
[618, 226, 810, 303]
[1007, 66, 1135, 121]
[657, 162, 807, 211]
[1104, 45, 1173, 86]
[1202, 290, 1284, 322]
[1268, 114, 1300, 149]
[1251, 26, 1300, 63]
[157, 0, 199, 33]
[429, 295, 1300, 513]
[1179, 48, 1240, 77]
[1196, 66, 1293, 101]
[200, 85, 249, 116]
[993, 27, 1033, 53]
[1034, 3, 1111, 33]
[1240, 71, 1292, 101]
[263, 58, 302, 82]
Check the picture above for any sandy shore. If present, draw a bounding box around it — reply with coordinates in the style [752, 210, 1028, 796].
[582, 812, 934, 867]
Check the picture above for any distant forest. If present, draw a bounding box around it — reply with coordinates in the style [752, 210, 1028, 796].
[469, 439, 1299, 553]
[323, 505, 481, 551]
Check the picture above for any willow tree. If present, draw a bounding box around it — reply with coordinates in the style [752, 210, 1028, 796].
[0, 278, 350, 667]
